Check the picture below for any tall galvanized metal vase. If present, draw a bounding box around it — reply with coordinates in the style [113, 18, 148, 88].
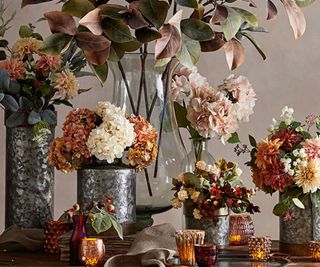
[280, 194, 320, 256]
[77, 164, 136, 236]
[5, 125, 54, 228]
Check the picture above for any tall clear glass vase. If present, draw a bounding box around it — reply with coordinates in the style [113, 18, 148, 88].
[110, 53, 186, 230]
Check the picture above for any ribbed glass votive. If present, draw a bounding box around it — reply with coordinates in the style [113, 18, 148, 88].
[309, 241, 320, 262]
[229, 215, 254, 246]
[248, 236, 272, 261]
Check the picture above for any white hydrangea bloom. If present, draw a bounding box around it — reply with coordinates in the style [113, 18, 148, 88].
[95, 101, 124, 121]
[86, 115, 135, 163]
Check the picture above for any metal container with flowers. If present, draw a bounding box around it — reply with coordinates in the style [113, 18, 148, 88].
[172, 158, 260, 247]
[48, 101, 158, 236]
[0, 3, 91, 229]
[245, 106, 320, 256]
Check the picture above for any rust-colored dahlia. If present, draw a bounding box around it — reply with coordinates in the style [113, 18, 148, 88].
[255, 138, 283, 170]
[53, 69, 79, 99]
[36, 54, 61, 77]
[126, 115, 158, 170]
[251, 167, 265, 190]
[271, 129, 303, 152]
[0, 59, 25, 80]
[262, 167, 293, 192]
[48, 137, 80, 173]
[11, 37, 42, 59]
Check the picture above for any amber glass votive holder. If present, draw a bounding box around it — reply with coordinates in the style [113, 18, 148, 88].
[229, 215, 254, 246]
[309, 241, 320, 262]
[175, 230, 205, 266]
[79, 238, 106, 267]
[43, 220, 72, 254]
[194, 244, 217, 267]
[248, 236, 272, 261]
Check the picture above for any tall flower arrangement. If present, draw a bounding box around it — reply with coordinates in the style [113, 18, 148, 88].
[247, 107, 320, 218]
[48, 101, 158, 173]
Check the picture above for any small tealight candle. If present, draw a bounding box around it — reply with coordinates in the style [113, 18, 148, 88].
[309, 241, 320, 262]
[175, 230, 205, 266]
[229, 215, 254, 246]
[79, 238, 105, 267]
[248, 236, 271, 262]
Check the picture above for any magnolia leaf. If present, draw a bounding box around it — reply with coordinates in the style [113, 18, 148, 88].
[181, 18, 214, 41]
[295, 0, 316, 7]
[224, 38, 245, 70]
[28, 110, 41, 125]
[75, 32, 111, 51]
[267, 0, 278, 20]
[89, 63, 108, 84]
[83, 48, 110, 65]
[233, 8, 258, 27]
[176, 33, 200, 69]
[155, 24, 181, 60]
[44, 11, 77, 36]
[128, 2, 149, 29]
[108, 44, 125, 62]
[221, 7, 243, 41]
[102, 17, 133, 43]
[62, 0, 95, 18]
[155, 57, 171, 67]
[138, 0, 170, 29]
[210, 5, 228, 24]
[1, 94, 19, 112]
[200, 33, 225, 52]
[281, 0, 306, 39]
[135, 27, 162, 43]
[99, 4, 129, 20]
[39, 33, 72, 55]
[227, 132, 240, 144]
[191, 4, 204, 19]
[175, 0, 198, 8]
[292, 198, 305, 209]
[41, 109, 57, 125]
[79, 8, 103, 35]
[21, 0, 52, 7]
[117, 38, 141, 52]
[5, 112, 26, 128]
[19, 25, 33, 38]
[168, 10, 183, 34]
[241, 32, 266, 60]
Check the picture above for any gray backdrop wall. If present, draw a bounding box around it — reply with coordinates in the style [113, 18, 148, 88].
[1, 0, 320, 238]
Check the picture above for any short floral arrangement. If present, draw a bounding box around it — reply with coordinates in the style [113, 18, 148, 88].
[171, 159, 260, 221]
[48, 101, 158, 173]
[247, 106, 320, 218]
[0, 24, 89, 140]
[172, 67, 256, 143]
[64, 196, 123, 239]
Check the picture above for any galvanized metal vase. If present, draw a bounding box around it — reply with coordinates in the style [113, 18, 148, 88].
[5, 126, 54, 228]
[279, 194, 320, 256]
[184, 201, 229, 248]
[77, 164, 136, 236]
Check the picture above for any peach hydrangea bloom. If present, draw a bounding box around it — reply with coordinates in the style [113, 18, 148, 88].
[11, 37, 42, 59]
[53, 69, 79, 99]
[0, 59, 26, 80]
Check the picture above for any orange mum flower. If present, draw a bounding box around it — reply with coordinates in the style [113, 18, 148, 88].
[36, 54, 61, 77]
[0, 59, 25, 80]
[255, 138, 283, 170]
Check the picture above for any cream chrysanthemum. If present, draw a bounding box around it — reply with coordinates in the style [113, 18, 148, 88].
[294, 159, 320, 193]
[53, 69, 79, 99]
[12, 37, 42, 59]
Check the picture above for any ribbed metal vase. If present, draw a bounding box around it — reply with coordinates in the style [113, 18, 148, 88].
[77, 165, 136, 236]
[5, 126, 54, 228]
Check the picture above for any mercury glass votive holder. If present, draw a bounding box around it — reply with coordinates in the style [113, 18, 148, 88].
[229, 215, 254, 246]
[79, 238, 106, 267]
[248, 236, 272, 261]
[175, 230, 205, 266]
[309, 241, 320, 262]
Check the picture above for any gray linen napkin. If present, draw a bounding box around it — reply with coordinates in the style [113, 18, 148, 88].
[105, 223, 177, 267]
[0, 225, 43, 252]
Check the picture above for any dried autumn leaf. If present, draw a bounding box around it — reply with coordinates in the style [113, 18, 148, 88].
[83, 48, 110, 65]
[210, 5, 228, 24]
[281, 0, 306, 39]
[155, 24, 181, 60]
[267, 0, 278, 20]
[21, 0, 52, 8]
[224, 38, 245, 70]
[128, 2, 149, 29]
[79, 8, 103, 35]
[168, 10, 183, 34]
[200, 33, 226, 52]
[44, 11, 77, 36]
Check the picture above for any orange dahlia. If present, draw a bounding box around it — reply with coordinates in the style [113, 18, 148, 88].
[255, 138, 283, 170]
[271, 129, 303, 152]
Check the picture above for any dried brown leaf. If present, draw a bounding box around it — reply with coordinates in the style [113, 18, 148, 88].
[210, 5, 228, 24]
[44, 11, 77, 36]
[200, 33, 225, 52]
[75, 32, 111, 51]
[281, 0, 306, 39]
[128, 1, 149, 29]
[83, 48, 110, 65]
[267, 0, 278, 20]
[79, 8, 103, 35]
[155, 24, 181, 60]
[223, 38, 245, 70]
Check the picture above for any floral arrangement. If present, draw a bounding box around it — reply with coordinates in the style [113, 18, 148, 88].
[247, 106, 320, 218]
[21, 0, 314, 83]
[172, 159, 260, 221]
[0, 20, 90, 139]
[172, 67, 256, 143]
[65, 196, 123, 239]
[48, 101, 158, 173]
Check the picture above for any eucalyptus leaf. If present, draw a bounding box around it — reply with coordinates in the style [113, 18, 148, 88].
[39, 33, 72, 55]
[41, 109, 57, 125]
[19, 96, 33, 110]
[8, 80, 21, 94]
[1, 94, 19, 112]
[0, 69, 10, 90]
[5, 111, 26, 128]
[181, 18, 214, 41]
[28, 110, 41, 125]
[176, 33, 201, 69]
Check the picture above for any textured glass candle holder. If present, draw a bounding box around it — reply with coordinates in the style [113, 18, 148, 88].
[175, 230, 205, 266]
[248, 236, 272, 261]
[43, 220, 72, 254]
[309, 241, 320, 262]
[229, 215, 254, 246]
[194, 244, 217, 267]
[79, 238, 106, 267]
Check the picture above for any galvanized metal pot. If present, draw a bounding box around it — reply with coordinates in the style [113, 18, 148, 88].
[184, 200, 229, 248]
[5, 126, 54, 228]
[77, 165, 136, 236]
[279, 194, 320, 256]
